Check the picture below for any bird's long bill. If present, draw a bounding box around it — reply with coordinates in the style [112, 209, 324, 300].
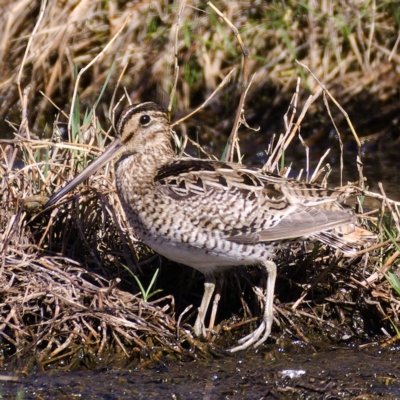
[45, 138, 123, 208]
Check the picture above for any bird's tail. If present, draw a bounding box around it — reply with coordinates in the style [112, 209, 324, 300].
[313, 222, 376, 254]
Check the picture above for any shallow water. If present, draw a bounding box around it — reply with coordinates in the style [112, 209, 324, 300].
[2, 347, 400, 398]
[239, 135, 400, 201]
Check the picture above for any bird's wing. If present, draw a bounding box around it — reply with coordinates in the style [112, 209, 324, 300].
[154, 159, 354, 243]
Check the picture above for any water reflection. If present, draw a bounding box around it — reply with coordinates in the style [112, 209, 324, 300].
[2, 348, 400, 398]
[238, 135, 400, 200]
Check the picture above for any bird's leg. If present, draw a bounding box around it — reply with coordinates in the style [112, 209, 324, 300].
[254, 259, 277, 346]
[208, 275, 223, 333]
[230, 260, 277, 352]
[193, 274, 216, 337]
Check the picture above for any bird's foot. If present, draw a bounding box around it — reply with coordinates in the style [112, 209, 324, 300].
[229, 319, 271, 353]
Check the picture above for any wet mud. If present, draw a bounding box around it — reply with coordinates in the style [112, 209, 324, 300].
[2, 346, 400, 399]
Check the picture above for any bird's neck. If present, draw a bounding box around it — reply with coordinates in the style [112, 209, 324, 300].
[115, 142, 175, 192]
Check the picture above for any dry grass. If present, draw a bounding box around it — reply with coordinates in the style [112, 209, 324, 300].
[0, 1, 399, 137]
[1, 0, 400, 370]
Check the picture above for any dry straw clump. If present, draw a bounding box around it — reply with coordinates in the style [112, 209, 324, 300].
[0, 1, 400, 370]
[0, 134, 214, 369]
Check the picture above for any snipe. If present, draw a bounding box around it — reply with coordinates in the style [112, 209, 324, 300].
[46, 102, 374, 352]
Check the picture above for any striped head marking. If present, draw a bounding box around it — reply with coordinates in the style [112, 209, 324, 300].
[116, 102, 170, 153]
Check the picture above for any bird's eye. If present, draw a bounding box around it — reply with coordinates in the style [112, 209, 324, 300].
[139, 115, 151, 125]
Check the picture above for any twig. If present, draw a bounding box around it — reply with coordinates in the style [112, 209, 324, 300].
[171, 68, 236, 127]
[109, 64, 129, 130]
[268, 86, 323, 172]
[379, 182, 400, 233]
[111, 94, 128, 130]
[362, 189, 400, 208]
[17, 0, 47, 103]
[310, 149, 330, 183]
[39, 90, 70, 120]
[323, 91, 344, 186]
[68, 14, 132, 139]
[284, 77, 300, 132]
[207, 1, 250, 162]
[295, 60, 364, 189]
[18, 85, 31, 139]
[168, 1, 186, 113]
[231, 72, 258, 163]
[271, 77, 302, 174]
[297, 133, 309, 181]
[389, 31, 400, 62]
[176, 304, 193, 338]
[366, 0, 376, 68]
